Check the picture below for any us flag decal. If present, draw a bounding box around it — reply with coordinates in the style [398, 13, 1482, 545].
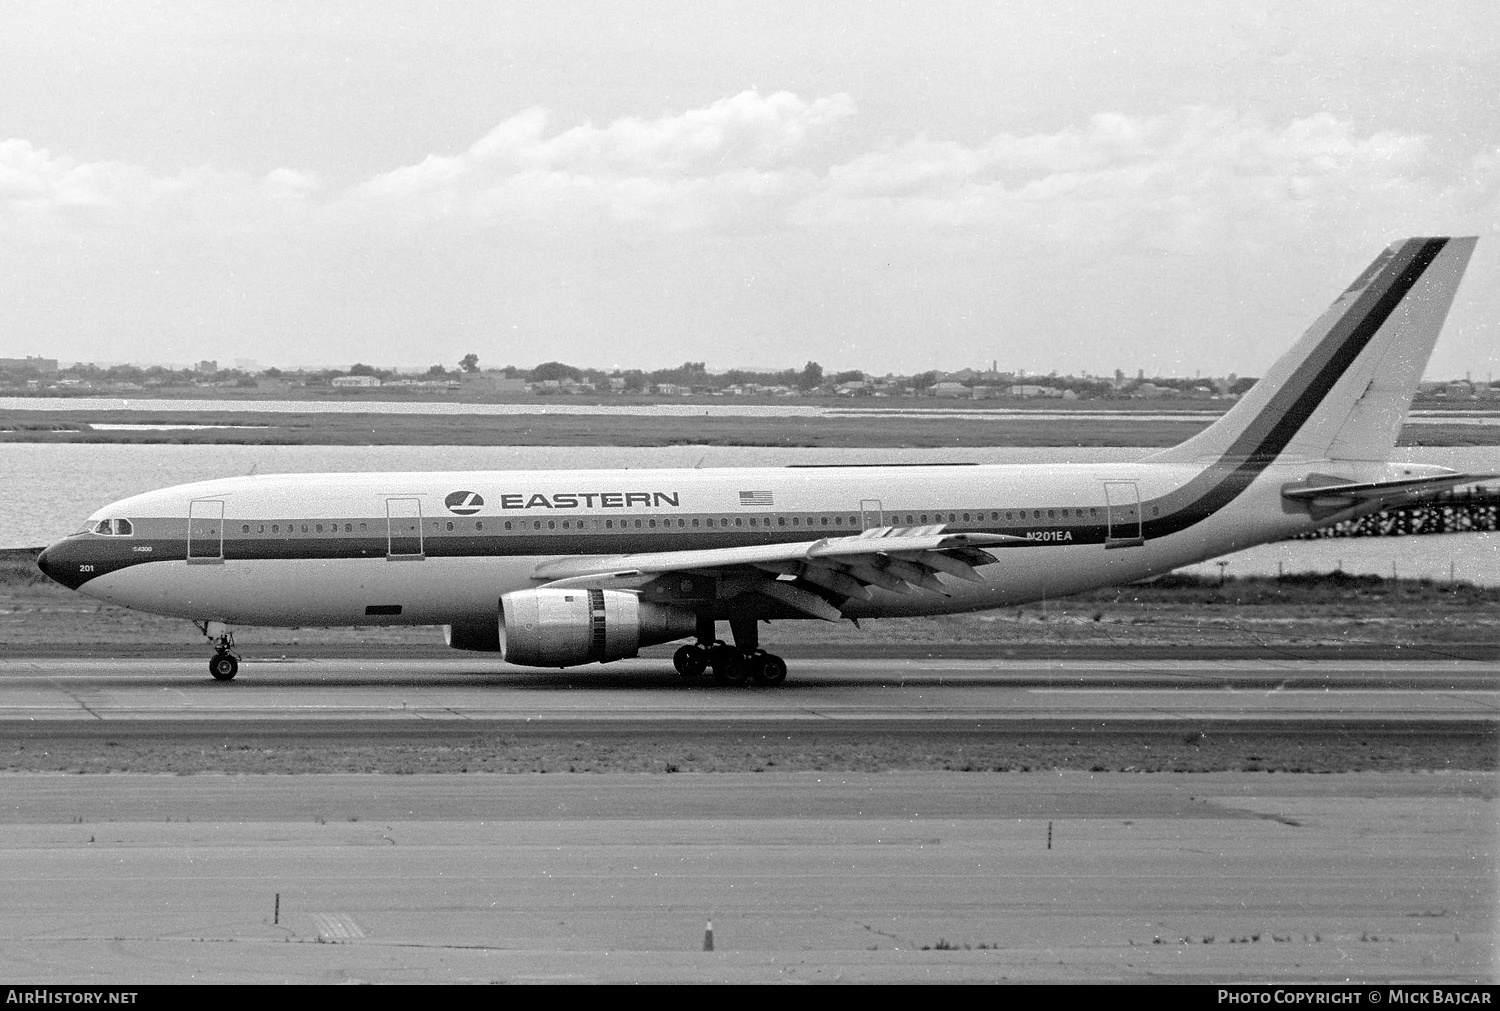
[739, 490, 774, 507]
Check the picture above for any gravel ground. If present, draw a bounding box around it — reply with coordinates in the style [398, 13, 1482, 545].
[1, 720, 1492, 775]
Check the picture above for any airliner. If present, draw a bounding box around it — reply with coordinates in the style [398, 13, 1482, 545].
[36, 236, 1489, 684]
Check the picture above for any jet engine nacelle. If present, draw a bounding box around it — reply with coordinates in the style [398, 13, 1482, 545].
[497, 588, 695, 667]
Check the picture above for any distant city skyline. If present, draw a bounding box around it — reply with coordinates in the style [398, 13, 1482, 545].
[2, 3, 1496, 378]
[12, 354, 1498, 384]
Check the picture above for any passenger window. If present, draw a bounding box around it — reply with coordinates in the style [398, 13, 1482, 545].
[634, 519, 642, 528]
[548, 520, 555, 530]
[834, 516, 843, 525]
[1046, 511, 1054, 520]
[691, 518, 699, 527]
[504, 521, 512, 530]
[476, 521, 483, 530]
[791, 517, 799, 526]
[533, 521, 541, 530]
[359, 522, 367, 532]
[271, 524, 279, 533]
[963, 513, 970, 521]
[446, 521, 455, 531]
[778, 517, 786, 527]
[316, 524, 324, 533]
[735, 518, 743, 527]
[241, 524, 250, 534]
[301, 524, 309, 533]
[649, 519, 656, 528]
[346, 523, 353, 532]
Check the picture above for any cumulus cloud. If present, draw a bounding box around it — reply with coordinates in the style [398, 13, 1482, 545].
[344, 90, 854, 231]
[0, 139, 319, 242]
[793, 107, 1472, 253]
[2, 94, 1494, 248]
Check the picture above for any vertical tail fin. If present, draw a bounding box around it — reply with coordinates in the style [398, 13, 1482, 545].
[1147, 237, 1477, 465]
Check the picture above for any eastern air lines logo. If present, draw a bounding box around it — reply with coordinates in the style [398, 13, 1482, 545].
[444, 491, 484, 515]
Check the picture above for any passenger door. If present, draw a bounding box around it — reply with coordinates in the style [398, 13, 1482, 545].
[860, 499, 883, 530]
[386, 497, 424, 559]
[1103, 481, 1144, 549]
[187, 499, 225, 563]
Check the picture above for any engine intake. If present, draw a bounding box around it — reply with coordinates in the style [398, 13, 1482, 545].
[498, 587, 695, 667]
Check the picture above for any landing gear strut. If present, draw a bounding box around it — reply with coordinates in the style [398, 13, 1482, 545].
[197, 622, 240, 681]
[674, 617, 788, 687]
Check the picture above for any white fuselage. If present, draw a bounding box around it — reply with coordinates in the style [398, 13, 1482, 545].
[52, 457, 1402, 628]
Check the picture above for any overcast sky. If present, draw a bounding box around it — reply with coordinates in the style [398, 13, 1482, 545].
[1, 1, 1496, 378]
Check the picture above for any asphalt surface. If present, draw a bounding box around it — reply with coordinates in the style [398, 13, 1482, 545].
[0, 655, 1495, 722]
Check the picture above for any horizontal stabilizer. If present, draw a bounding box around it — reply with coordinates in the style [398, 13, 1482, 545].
[1282, 472, 1495, 509]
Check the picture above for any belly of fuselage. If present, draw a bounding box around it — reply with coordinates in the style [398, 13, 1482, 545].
[78, 555, 541, 626]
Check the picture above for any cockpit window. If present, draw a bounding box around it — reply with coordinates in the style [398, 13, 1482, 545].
[87, 519, 134, 536]
[113, 519, 133, 535]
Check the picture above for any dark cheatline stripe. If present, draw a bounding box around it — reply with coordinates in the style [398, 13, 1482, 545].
[1140, 238, 1448, 540]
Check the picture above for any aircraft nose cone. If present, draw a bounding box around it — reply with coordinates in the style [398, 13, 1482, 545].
[35, 539, 92, 590]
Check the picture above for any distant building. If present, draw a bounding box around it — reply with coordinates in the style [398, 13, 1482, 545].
[460, 372, 527, 395]
[196, 360, 218, 374]
[1131, 382, 1172, 398]
[931, 382, 969, 398]
[1007, 384, 1063, 398]
[331, 375, 381, 387]
[0, 356, 59, 373]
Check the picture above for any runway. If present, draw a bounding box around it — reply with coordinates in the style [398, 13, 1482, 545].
[0, 655, 1495, 722]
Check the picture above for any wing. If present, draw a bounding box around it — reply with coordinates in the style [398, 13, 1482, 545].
[530, 525, 1025, 621]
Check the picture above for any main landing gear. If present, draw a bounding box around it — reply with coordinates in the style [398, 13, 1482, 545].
[196, 622, 240, 681]
[672, 616, 787, 687]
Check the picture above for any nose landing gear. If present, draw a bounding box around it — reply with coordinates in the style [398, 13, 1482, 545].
[210, 651, 239, 681]
[196, 622, 240, 681]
